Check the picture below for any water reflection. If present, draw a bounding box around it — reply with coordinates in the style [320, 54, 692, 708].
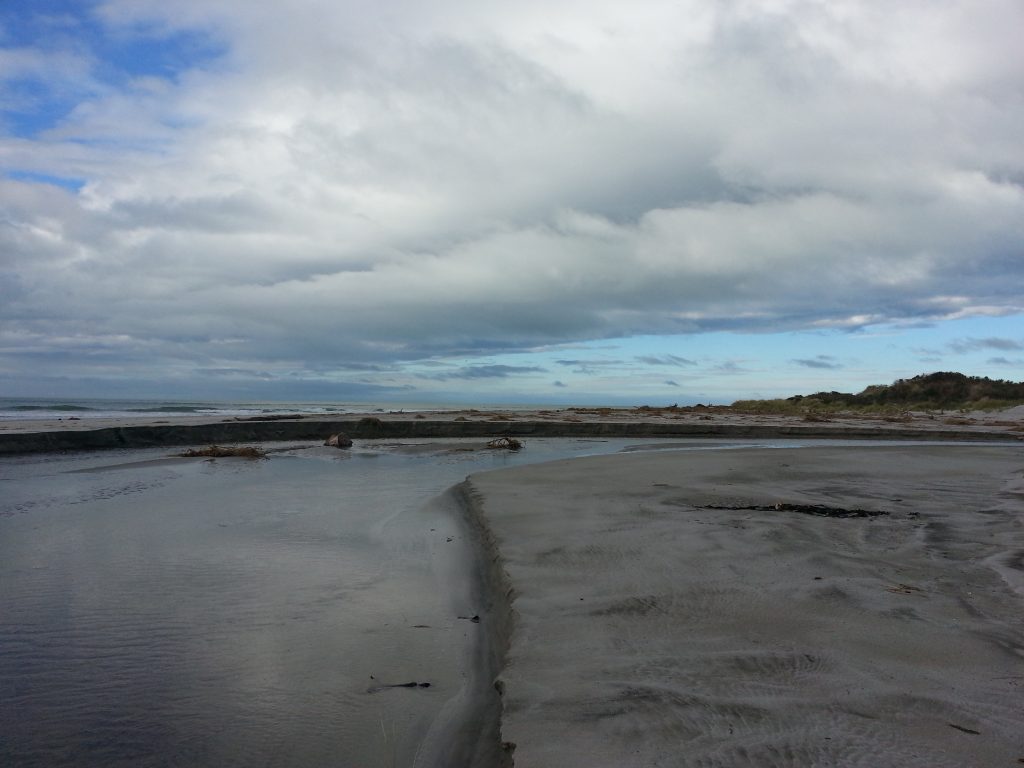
[0, 439, 652, 767]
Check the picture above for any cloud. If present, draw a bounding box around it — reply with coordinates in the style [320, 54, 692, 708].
[555, 358, 623, 375]
[425, 364, 547, 380]
[196, 367, 274, 379]
[552, 380, 567, 388]
[947, 337, 1023, 354]
[664, 380, 680, 387]
[714, 361, 749, 374]
[2, 1, 1024, 395]
[636, 355, 697, 367]
[987, 356, 1024, 366]
[555, 359, 622, 368]
[792, 355, 842, 370]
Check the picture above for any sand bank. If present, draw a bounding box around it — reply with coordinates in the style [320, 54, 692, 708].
[463, 445, 1024, 766]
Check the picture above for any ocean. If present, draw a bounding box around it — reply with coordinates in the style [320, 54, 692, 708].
[0, 436, 648, 767]
[0, 397, 473, 422]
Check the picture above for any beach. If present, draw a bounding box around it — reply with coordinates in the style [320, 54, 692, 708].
[465, 444, 1024, 766]
[1, 414, 1023, 766]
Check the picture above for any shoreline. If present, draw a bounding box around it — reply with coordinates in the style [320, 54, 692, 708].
[1, 408, 1022, 454]
[411, 483, 518, 768]
[4, 438, 624, 767]
[454, 480, 519, 768]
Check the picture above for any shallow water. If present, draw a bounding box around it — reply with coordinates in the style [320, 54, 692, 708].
[0, 438, 664, 768]
[3, 437, 980, 766]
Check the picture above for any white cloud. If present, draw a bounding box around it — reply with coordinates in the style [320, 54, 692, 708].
[2, 0, 1023, 395]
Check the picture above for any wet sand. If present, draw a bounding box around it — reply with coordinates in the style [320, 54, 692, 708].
[0, 444, 490, 768]
[1, 436, 682, 767]
[4, 421, 1024, 765]
[463, 444, 1024, 767]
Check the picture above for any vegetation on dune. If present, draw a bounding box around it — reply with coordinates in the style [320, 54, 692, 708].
[732, 372, 1024, 414]
[566, 404, 730, 418]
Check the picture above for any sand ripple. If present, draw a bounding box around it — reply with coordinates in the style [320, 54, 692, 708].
[468, 445, 1024, 767]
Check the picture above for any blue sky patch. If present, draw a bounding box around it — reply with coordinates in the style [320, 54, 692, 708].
[1, 0, 225, 138]
[6, 170, 85, 191]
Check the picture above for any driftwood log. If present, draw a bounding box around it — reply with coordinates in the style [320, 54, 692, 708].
[325, 433, 353, 448]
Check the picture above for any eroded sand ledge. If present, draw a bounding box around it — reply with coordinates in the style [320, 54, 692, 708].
[1, 408, 1021, 454]
[463, 445, 1024, 767]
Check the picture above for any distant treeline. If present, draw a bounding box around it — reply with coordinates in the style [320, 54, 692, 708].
[790, 372, 1024, 409]
[733, 372, 1024, 413]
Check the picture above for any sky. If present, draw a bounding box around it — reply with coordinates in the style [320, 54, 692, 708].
[1, 0, 1023, 405]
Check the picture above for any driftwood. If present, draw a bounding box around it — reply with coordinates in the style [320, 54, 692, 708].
[324, 433, 353, 448]
[177, 445, 266, 458]
[486, 437, 523, 451]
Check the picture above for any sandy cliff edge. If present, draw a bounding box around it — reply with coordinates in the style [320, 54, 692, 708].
[1, 407, 1022, 455]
